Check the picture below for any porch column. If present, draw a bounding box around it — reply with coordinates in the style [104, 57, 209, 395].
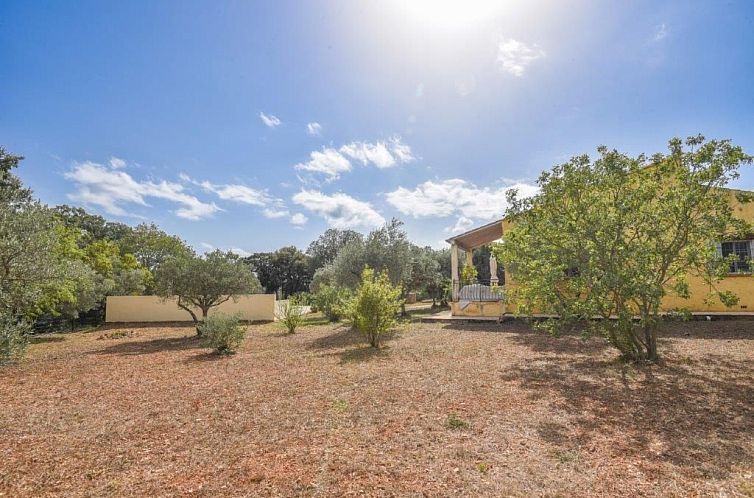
[451, 242, 459, 301]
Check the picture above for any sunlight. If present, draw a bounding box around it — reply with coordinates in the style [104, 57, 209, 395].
[394, 0, 505, 30]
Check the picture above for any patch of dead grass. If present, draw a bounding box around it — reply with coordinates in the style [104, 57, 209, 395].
[0, 320, 752, 496]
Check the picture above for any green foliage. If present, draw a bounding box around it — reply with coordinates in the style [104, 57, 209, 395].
[331, 398, 349, 414]
[0, 317, 29, 366]
[348, 268, 402, 348]
[119, 223, 193, 273]
[477, 463, 491, 474]
[309, 264, 335, 293]
[312, 285, 352, 322]
[461, 262, 478, 283]
[200, 312, 247, 355]
[445, 413, 469, 430]
[154, 250, 261, 335]
[330, 218, 412, 290]
[0, 200, 73, 318]
[276, 296, 306, 334]
[306, 228, 363, 271]
[246, 246, 312, 297]
[496, 135, 753, 362]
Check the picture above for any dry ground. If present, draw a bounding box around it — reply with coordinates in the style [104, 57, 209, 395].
[1, 318, 753, 497]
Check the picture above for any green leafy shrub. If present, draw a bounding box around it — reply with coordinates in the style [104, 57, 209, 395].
[445, 413, 469, 430]
[97, 330, 137, 340]
[0, 317, 29, 366]
[200, 312, 246, 355]
[276, 297, 306, 334]
[461, 263, 478, 283]
[312, 285, 351, 322]
[348, 268, 402, 348]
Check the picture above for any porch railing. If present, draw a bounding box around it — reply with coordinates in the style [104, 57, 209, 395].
[451, 279, 504, 303]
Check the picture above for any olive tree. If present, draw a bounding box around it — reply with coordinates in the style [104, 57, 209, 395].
[495, 135, 752, 362]
[154, 250, 261, 335]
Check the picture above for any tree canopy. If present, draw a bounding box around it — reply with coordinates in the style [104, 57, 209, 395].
[154, 250, 261, 334]
[495, 135, 753, 361]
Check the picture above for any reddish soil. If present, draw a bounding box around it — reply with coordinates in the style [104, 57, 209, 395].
[1, 320, 753, 497]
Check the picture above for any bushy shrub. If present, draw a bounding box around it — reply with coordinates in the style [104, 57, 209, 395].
[313, 285, 351, 322]
[200, 312, 246, 355]
[0, 317, 30, 366]
[348, 268, 402, 348]
[276, 297, 306, 334]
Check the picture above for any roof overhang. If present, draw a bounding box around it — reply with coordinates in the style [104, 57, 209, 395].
[445, 219, 503, 251]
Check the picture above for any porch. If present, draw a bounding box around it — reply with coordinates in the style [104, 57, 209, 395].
[445, 219, 506, 318]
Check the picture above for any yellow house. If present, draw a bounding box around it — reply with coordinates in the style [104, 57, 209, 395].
[446, 188, 754, 318]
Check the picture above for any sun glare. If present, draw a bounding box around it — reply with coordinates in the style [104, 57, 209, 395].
[395, 0, 504, 30]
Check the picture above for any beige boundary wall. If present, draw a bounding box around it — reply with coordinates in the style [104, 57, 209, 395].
[105, 295, 276, 323]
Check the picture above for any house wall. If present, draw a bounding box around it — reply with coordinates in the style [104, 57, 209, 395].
[105, 295, 276, 323]
[494, 191, 754, 315]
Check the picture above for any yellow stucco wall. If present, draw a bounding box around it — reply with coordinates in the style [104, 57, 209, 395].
[105, 294, 276, 322]
[493, 191, 754, 315]
[451, 301, 505, 317]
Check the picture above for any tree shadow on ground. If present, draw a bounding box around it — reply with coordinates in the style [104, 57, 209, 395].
[97, 321, 197, 331]
[90, 336, 202, 356]
[307, 325, 364, 350]
[439, 320, 613, 355]
[307, 326, 392, 364]
[335, 345, 389, 364]
[184, 351, 230, 363]
[499, 347, 754, 480]
[29, 335, 66, 344]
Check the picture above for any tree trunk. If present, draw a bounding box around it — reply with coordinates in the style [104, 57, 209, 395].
[196, 307, 209, 336]
[645, 324, 658, 362]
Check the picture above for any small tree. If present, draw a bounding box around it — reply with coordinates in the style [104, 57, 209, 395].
[496, 135, 752, 362]
[312, 285, 351, 322]
[200, 312, 246, 355]
[276, 296, 306, 334]
[349, 268, 402, 348]
[0, 317, 29, 366]
[154, 251, 260, 335]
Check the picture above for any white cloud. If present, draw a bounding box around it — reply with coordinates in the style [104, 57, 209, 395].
[447, 216, 476, 234]
[340, 141, 395, 168]
[653, 23, 668, 42]
[497, 38, 545, 77]
[306, 122, 322, 136]
[294, 137, 414, 181]
[259, 112, 281, 128]
[263, 207, 290, 219]
[200, 242, 215, 251]
[385, 178, 538, 226]
[294, 148, 352, 180]
[292, 190, 385, 229]
[290, 212, 308, 226]
[109, 157, 126, 169]
[65, 161, 221, 220]
[229, 247, 251, 258]
[193, 179, 272, 206]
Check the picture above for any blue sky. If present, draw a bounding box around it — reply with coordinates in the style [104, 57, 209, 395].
[2, 0, 754, 254]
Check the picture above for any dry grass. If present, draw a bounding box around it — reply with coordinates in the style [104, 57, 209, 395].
[1, 319, 753, 497]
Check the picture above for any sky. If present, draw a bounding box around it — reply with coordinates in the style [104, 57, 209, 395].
[2, 0, 754, 254]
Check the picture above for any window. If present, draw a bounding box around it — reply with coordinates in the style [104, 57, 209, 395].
[721, 240, 752, 273]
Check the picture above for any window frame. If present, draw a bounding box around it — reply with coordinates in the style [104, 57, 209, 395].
[719, 239, 753, 274]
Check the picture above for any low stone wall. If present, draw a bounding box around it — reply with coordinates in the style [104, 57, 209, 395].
[105, 295, 276, 323]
